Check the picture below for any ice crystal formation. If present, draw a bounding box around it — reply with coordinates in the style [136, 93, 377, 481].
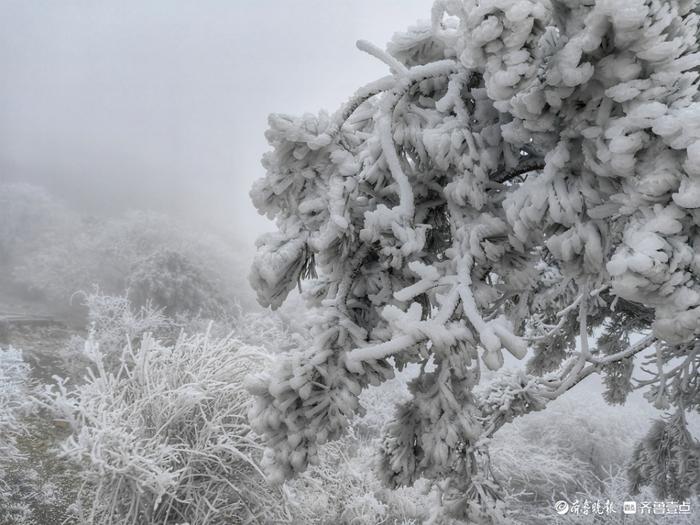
[249, 0, 700, 521]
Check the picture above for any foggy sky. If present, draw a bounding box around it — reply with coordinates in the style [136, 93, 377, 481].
[0, 0, 430, 242]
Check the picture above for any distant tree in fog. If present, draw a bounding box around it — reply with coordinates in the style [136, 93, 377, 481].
[7, 203, 248, 318]
[126, 248, 230, 320]
[0, 183, 78, 266]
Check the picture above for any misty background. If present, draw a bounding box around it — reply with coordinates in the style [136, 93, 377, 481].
[0, 0, 429, 245]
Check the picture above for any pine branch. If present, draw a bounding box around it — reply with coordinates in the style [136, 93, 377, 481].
[547, 334, 657, 399]
[483, 334, 657, 438]
[492, 159, 545, 183]
[328, 59, 459, 138]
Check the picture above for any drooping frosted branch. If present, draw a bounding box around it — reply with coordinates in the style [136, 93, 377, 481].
[249, 0, 700, 519]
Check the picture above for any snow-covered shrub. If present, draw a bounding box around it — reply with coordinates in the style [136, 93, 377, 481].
[285, 431, 434, 525]
[353, 372, 412, 440]
[65, 289, 302, 374]
[0, 182, 78, 267]
[59, 290, 174, 374]
[13, 207, 252, 312]
[486, 392, 695, 523]
[229, 308, 306, 354]
[45, 332, 289, 525]
[490, 394, 650, 503]
[491, 431, 591, 504]
[82, 290, 173, 344]
[248, 0, 700, 520]
[125, 248, 231, 321]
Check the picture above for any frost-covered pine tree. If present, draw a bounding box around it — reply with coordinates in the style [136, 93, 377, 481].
[248, 0, 700, 521]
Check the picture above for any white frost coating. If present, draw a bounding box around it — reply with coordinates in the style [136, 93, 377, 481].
[248, 0, 700, 519]
[459, 283, 501, 354]
[345, 334, 418, 373]
[393, 260, 442, 302]
[377, 114, 415, 219]
[672, 177, 700, 208]
[45, 332, 283, 523]
[356, 39, 408, 75]
[490, 316, 528, 359]
[249, 233, 308, 309]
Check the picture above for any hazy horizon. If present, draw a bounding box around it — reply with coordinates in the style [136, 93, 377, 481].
[0, 0, 430, 242]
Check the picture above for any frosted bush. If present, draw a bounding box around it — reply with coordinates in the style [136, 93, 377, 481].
[81, 290, 173, 344]
[45, 331, 289, 525]
[13, 207, 252, 311]
[58, 290, 174, 374]
[0, 182, 78, 267]
[354, 372, 412, 439]
[487, 394, 695, 523]
[125, 248, 232, 320]
[340, 492, 388, 524]
[489, 394, 649, 502]
[285, 433, 433, 525]
[491, 432, 592, 503]
[229, 307, 307, 354]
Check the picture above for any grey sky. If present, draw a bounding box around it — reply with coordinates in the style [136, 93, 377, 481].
[0, 0, 430, 242]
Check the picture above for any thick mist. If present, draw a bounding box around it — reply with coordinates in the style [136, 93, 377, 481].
[0, 0, 430, 242]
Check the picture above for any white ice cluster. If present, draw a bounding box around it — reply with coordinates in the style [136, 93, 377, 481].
[248, 0, 700, 520]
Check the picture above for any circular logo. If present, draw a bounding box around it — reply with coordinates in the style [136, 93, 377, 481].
[554, 500, 570, 515]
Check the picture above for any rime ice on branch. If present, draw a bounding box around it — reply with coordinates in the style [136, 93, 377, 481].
[248, 0, 700, 521]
